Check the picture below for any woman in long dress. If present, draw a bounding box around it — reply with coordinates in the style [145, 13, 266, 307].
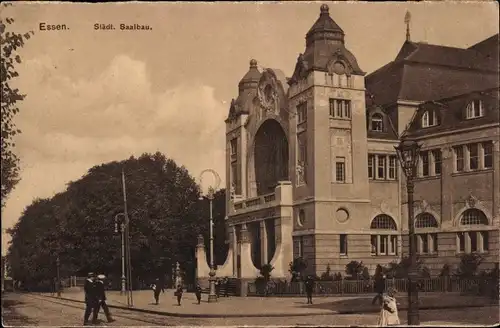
[377, 287, 400, 326]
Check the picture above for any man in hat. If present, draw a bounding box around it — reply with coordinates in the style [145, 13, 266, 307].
[95, 274, 114, 323]
[83, 272, 98, 325]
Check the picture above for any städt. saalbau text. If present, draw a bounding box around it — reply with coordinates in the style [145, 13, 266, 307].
[94, 23, 152, 31]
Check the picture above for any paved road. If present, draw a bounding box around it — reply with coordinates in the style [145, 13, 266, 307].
[2, 293, 499, 326]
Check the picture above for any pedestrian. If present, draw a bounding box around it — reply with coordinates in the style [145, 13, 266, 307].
[215, 278, 221, 298]
[304, 275, 315, 304]
[83, 272, 98, 325]
[94, 274, 115, 323]
[372, 272, 386, 306]
[223, 277, 230, 297]
[151, 278, 165, 305]
[175, 284, 183, 306]
[377, 287, 400, 326]
[195, 282, 202, 304]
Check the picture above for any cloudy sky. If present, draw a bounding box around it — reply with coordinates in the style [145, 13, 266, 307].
[2, 1, 498, 254]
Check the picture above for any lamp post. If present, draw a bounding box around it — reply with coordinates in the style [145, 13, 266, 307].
[56, 256, 61, 297]
[114, 213, 127, 295]
[395, 137, 422, 326]
[199, 169, 221, 303]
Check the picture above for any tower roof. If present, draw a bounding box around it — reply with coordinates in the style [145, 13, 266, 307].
[239, 59, 261, 87]
[306, 4, 345, 46]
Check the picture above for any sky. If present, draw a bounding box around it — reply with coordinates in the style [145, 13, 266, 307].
[1, 1, 498, 255]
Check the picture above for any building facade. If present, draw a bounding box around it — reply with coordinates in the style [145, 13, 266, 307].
[196, 4, 499, 280]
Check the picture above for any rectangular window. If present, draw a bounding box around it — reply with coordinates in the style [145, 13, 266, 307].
[457, 232, 465, 252]
[468, 144, 479, 170]
[230, 138, 238, 157]
[431, 234, 438, 253]
[368, 154, 375, 179]
[330, 99, 351, 119]
[335, 157, 346, 183]
[422, 234, 429, 253]
[340, 234, 348, 255]
[481, 231, 489, 251]
[379, 235, 388, 255]
[433, 150, 442, 175]
[297, 102, 307, 124]
[388, 155, 397, 180]
[470, 231, 478, 252]
[454, 146, 464, 172]
[371, 235, 377, 254]
[389, 235, 398, 255]
[329, 99, 335, 117]
[377, 155, 386, 179]
[483, 141, 493, 169]
[466, 100, 483, 119]
[298, 236, 304, 258]
[421, 151, 429, 177]
[298, 133, 307, 185]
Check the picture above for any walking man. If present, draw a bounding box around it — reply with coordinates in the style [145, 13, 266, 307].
[175, 284, 183, 306]
[372, 273, 386, 306]
[151, 278, 165, 305]
[195, 282, 202, 304]
[95, 274, 114, 323]
[304, 275, 315, 304]
[83, 272, 98, 325]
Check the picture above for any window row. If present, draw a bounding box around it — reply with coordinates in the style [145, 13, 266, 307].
[417, 233, 438, 254]
[326, 72, 352, 88]
[371, 234, 399, 256]
[457, 231, 489, 254]
[368, 154, 398, 180]
[329, 99, 352, 119]
[419, 149, 441, 177]
[454, 141, 493, 172]
[420, 100, 485, 129]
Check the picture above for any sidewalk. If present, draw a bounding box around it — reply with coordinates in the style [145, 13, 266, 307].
[40, 289, 498, 318]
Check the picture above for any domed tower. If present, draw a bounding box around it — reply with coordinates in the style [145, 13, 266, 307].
[288, 4, 371, 275]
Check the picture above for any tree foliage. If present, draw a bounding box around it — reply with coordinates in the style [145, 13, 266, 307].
[1, 4, 35, 207]
[454, 253, 484, 278]
[6, 152, 227, 290]
[345, 260, 365, 279]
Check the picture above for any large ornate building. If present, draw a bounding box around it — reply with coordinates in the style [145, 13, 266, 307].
[196, 4, 499, 282]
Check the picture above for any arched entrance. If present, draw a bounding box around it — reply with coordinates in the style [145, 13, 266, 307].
[254, 119, 289, 195]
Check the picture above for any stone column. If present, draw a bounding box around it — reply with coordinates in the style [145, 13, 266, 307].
[196, 234, 210, 280]
[260, 220, 268, 266]
[232, 225, 238, 277]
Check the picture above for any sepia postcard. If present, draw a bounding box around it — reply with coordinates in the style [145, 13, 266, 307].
[1, 1, 499, 327]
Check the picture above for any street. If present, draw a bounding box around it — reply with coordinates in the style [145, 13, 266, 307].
[2, 292, 499, 326]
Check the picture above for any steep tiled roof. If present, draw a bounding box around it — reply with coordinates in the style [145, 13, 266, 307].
[306, 4, 344, 38]
[405, 87, 499, 138]
[366, 35, 499, 107]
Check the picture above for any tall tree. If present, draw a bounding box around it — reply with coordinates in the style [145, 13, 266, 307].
[0, 4, 34, 207]
[7, 152, 206, 288]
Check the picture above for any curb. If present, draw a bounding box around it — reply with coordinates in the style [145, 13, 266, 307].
[38, 294, 498, 319]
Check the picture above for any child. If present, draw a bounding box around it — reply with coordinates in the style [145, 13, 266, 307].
[377, 287, 400, 326]
[175, 284, 183, 306]
[195, 282, 202, 304]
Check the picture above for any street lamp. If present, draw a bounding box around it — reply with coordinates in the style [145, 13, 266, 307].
[199, 169, 221, 303]
[394, 137, 422, 326]
[114, 213, 127, 295]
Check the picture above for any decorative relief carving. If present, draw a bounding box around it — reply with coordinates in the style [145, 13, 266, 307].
[380, 201, 389, 214]
[466, 194, 478, 208]
[296, 162, 305, 186]
[240, 224, 250, 243]
[291, 89, 312, 105]
[419, 200, 430, 212]
[442, 147, 453, 160]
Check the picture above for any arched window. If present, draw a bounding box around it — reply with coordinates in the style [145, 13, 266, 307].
[421, 111, 429, 127]
[460, 209, 488, 225]
[415, 213, 438, 228]
[298, 209, 306, 226]
[421, 110, 439, 128]
[371, 114, 383, 132]
[370, 214, 398, 256]
[370, 214, 397, 230]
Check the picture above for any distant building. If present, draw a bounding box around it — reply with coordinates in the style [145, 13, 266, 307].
[197, 4, 499, 280]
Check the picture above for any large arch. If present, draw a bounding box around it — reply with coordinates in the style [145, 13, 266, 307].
[370, 214, 397, 230]
[254, 119, 289, 195]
